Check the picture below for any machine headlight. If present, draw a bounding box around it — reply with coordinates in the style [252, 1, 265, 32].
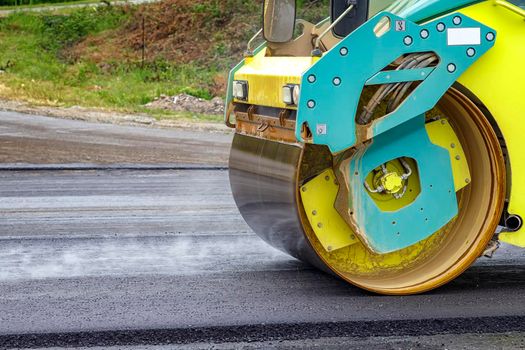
[282, 84, 300, 105]
[233, 80, 248, 101]
[293, 85, 300, 105]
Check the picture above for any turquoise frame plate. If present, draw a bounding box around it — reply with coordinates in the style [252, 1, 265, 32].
[296, 11, 495, 153]
[348, 115, 457, 254]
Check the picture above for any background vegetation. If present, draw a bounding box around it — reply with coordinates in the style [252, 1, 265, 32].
[0, 0, 329, 120]
[1, 0, 85, 7]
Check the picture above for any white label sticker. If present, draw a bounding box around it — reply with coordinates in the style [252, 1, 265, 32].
[316, 124, 327, 135]
[447, 27, 481, 46]
[395, 20, 406, 31]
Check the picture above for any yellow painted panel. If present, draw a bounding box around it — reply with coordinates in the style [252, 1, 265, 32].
[426, 119, 471, 192]
[234, 49, 315, 109]
[458, 2, 525, 246]
[300, 169, 358, 252]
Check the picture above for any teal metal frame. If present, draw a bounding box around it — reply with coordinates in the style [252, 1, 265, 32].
[348, 115, 457, 254]
[295, 11, 495, 153]
[366, 67, 435, 85]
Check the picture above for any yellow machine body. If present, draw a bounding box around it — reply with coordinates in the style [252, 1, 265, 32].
[457, 1, 525, 246]
[234, 54, 316, 109]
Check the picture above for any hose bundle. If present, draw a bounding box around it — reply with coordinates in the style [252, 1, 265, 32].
[357, 52, 439, 125]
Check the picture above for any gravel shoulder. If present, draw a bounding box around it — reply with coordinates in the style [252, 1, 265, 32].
[0, 109, 231, 166]
[0, 99, 228, 133]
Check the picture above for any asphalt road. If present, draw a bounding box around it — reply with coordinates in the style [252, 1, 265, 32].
[1, 169, 525, 349]
[1, 112, 525, 349]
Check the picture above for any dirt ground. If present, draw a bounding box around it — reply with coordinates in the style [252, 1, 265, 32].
[66, 0, 258, 96]
[145, 93, 225, 115]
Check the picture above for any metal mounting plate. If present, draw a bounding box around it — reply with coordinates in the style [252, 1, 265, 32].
[348, 115, 458, 254]
[300, 169, 359, 252]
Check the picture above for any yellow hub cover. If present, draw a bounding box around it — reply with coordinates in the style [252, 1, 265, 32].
[380, 172, 404, 194]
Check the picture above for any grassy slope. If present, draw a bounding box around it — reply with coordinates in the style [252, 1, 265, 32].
[0, 0, 328, 121]
[0, 0, 95, 11]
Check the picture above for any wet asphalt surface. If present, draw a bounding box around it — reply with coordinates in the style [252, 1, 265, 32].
[1, 111, 525, 349]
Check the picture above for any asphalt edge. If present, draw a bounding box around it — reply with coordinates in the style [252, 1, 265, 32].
[1, 316, 524, 348]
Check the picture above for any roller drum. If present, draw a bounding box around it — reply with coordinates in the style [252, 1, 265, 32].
[228, 133, 326, 270]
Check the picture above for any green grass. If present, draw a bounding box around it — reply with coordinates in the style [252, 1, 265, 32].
[0, 0, 96, 11]
[0, 7, 221, 121]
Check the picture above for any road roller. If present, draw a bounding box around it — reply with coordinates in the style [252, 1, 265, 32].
[225, 0, 525, 294]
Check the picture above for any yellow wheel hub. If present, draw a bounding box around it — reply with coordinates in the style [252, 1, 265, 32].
[379, 171, 404, 194]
